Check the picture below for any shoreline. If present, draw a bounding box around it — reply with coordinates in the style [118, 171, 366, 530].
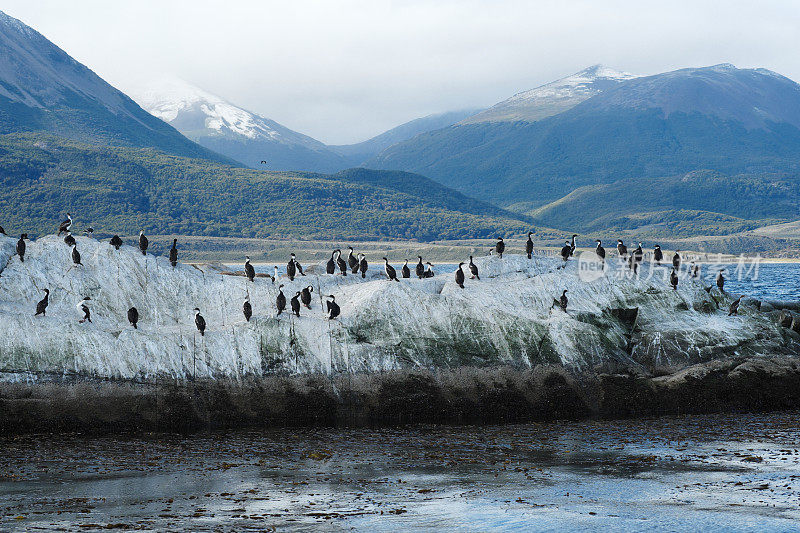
[3, 356, 799, 434]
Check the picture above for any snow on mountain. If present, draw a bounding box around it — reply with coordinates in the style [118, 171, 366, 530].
[0, 234, 792, 381]
[462, 64, 639, 124]
[132, 78, 348, 171]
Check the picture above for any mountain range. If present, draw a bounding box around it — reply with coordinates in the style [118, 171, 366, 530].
[2, 7, 800, 249]
[133, 79, 479, 172]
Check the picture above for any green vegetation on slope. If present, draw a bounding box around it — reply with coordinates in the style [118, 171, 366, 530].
[0, 133, 532, 240]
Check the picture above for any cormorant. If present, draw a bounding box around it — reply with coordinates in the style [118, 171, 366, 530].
[526, 231, 534, 259]
[34, 289, 49, 316]
[468, 256, 479, 279]
[64, 233, 76, 247]
[276, 285, 286, 316]
[138, 231, 148, 256]
[569, 234, 578, 255]
[416, 256, 425, 279]
[672, 250, 681, 270]
[716, 270, 725, 292]
[84, 228, 94, 238]
[560, 240, 572, 263]
[128, 307, 139, 329]
[71, 243, 82, 266]
[633, 243, 643, 263]
[617, 239, 627, 258]
[243, 295, 252, 322]
[16, 234, 26, 262]
[423, 262, 435, 278]
[495, 237, 505, 258]
[336, 249, 348, 276]
[290, 292, 301, 317]
[244, 256, 255, 282]
[169, 239, 178, 268]
[296, 258, 306, 276]
[287, 253, 297, 281]
[704, 286, 720, 309]
[670, 268, 678, 290]
[347, 246, 358, 272]
[301, 285, 313, 309]
[0, 225, 5, 236]
[77, 296, 91, 323]
[401, 259, 410, 278]
[383, 257, 399, 281]
[326, 250, 336, 275]
[359, 254, 368, 278]
[326, 295, 340, 320]
[595, 240, 606, 260]
[273, 266, 279, 283]
[653, 245, 663, 264]
[690, 262, 700, 278]
[58, 213, 72, 235]
[455, 263, 465, 288]
[560, 289, 568, 311]
[728, 295, 742, 316]
[110, 235, 122, 250]
[194, 308, 206, 336]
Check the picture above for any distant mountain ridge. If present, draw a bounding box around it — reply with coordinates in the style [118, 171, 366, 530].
[370, 64, 800, 228]
[0, 10, 228, 163]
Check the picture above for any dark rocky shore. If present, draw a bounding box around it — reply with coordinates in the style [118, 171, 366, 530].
[3, 355, 800, 434]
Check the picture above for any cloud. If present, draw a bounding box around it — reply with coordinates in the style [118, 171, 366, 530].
[4, 0, 800, 143]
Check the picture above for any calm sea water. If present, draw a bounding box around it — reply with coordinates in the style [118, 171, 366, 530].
[253, 260, 800, 302]
[3, 411, 800, 531]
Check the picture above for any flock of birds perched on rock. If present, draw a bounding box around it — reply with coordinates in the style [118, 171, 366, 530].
[0, 215, 744, 336]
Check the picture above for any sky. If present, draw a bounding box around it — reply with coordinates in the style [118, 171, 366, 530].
[3, 0, 800, 144]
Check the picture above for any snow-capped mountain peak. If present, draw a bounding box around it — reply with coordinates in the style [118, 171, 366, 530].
[462, 64, 640, 124]
[134, 78, 286, 141]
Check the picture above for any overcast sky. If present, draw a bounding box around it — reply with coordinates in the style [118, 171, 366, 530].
[3, 1, 800, 144]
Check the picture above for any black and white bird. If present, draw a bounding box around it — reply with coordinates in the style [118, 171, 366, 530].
[138, 231, 148, 256]
[295, 258, 306, 277]
[194, 308, 206, 336]
[326, 295, 340, 320]
[243, 295, 252, 322]
[34, 289, 49, 316]
[71, 243, 82, 266]
[287, 253, 298, 281]
[301, 285, 314, 309]
[728, 295, 743, 316]
[526, 231, 534, 259]
[336, 249, 348, 276]
[672, 250, 681, 270]
[272, 266, 279, 283]
[77, 296, 91, 323]
[401, 259, 411, 279]
[276, 285, 286, 316]
[560, 240, 572, 263]
[653, 245, 663, 264]
[690, 262, 700, 278]
[347, 246, 358, 272]
[16, 234, 26, 263]
[58, 213, 72, 235]
[455, 262, 465, 288]
[559, 289, 568, 311]
[716, 270, 725, 292]
[423, 262, 435, 278]
[244, 256, 256, 282]
[617, 239, 627, 258]
[359, 254, 368, 279]
[84, 228, 94, 238]
[110, 235, 122, 250]
[468, 256, 479, 279]
[569, 234, 578, 255]
[595, 240, 606, 260]
[127, 307, 139, 329]
[169, 239, 178, 268]
[670, 268, 679, 290]
[383, 257, 399, 282]
[416, 256, 425, 279]
[326, 250, 336, 275]
[290, 292, 301, 317]
[63, 233, 76, 247]
[495, 237, 505, 258]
